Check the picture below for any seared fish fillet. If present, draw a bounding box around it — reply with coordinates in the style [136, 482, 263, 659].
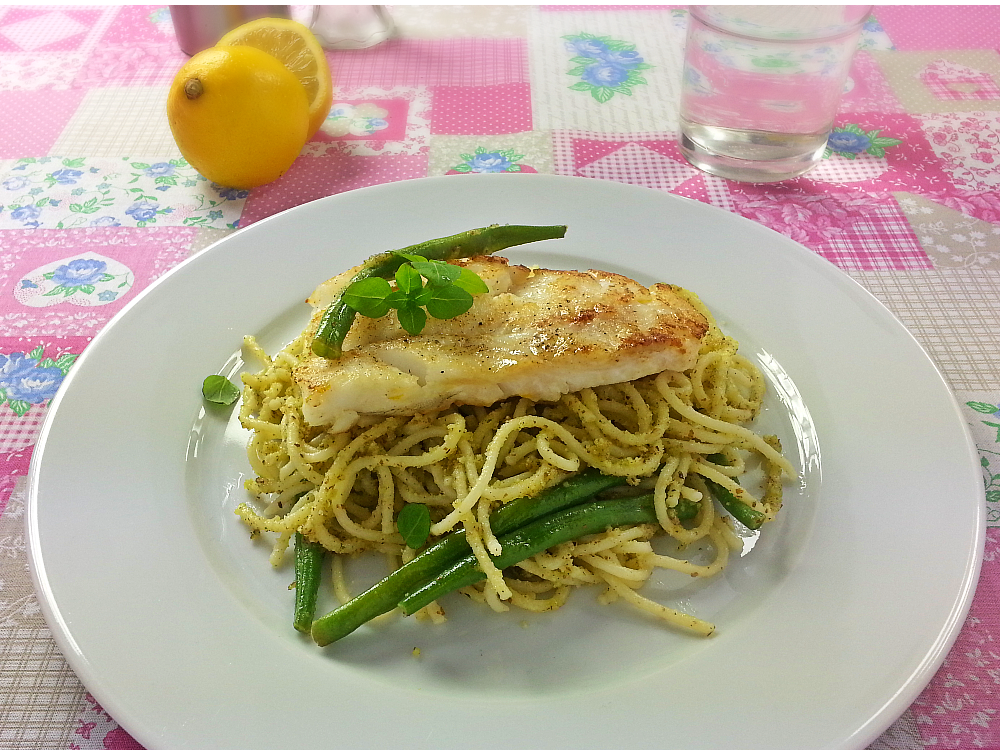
[295, 256, 709, 432]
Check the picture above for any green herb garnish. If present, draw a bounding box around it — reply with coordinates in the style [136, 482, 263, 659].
[202, 374, 240, 406]
[341, 255, 489, 336]
[310, 225, 566, 359]
[397, 503, 432, 549]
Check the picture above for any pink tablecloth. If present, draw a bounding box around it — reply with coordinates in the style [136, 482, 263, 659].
[1, 5, 999, 749]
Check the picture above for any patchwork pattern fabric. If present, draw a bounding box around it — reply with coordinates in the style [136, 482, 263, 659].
[920, 59, 1000, 100]
[0, 6, 999, 750]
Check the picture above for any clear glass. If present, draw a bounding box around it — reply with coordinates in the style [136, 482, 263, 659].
[302, 5, 394, 50]
[678, 5, 872, 183]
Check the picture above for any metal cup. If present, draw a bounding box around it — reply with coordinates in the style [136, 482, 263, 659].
[168, 5, 292, 56]
[169, 5, 394, 55]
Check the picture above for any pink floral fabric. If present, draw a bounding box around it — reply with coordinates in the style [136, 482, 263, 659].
[0, 5, 998, 750]
[729, 188, 932, 270]
[919, 59, 1000, 101]
[911, 529, 1000, 748]
[919, 113, 1000, 192]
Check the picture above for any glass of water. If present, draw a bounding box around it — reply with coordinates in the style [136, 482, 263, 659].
[678, 5, 872, 183]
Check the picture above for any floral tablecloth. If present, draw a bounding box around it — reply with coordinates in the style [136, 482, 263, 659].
[1, 5, 999, 749]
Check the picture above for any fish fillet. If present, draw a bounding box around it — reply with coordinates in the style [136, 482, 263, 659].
[295, 256, 709, 432]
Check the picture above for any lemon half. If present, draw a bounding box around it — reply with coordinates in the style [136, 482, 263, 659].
[218, 17, 333, 138]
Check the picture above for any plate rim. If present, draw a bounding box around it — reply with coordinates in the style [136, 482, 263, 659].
[25, 173, 986, 750]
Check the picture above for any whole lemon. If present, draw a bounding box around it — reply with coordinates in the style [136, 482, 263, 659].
[167, 45, 310, 189]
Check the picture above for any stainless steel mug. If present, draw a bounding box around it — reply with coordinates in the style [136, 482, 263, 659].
[169, 5, 394, 55]
[169, 5, 292, 56]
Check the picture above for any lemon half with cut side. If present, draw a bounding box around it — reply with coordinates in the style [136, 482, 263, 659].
[167, 45, 309, 189]
[218, 17, 333, 138]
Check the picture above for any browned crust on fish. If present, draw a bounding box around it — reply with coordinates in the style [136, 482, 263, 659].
[295, 255, 710, 430]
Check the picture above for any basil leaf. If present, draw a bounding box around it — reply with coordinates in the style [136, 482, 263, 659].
[411, 259, 462, 286]
[397, 503, 431, 548]
[394, 262, 423, 295]
[396, 303, 427, 335]
[202, 374, 239, 406]
[452, 266, 489, 295]
[342, 258, 488, 336]
[414, 284, 435, 307]
[343, 277, 393, 318]
[424, 284, 474, 320]
[383, 289, 413, 308]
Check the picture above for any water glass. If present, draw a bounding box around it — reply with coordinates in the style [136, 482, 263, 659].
[678, 5, 872, 183]
[308, 5, 394, 50]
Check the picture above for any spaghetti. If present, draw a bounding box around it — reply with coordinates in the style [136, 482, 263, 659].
[235, 288, 793, 637]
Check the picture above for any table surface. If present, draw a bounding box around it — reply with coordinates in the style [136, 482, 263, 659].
[1, 5, 999, 749]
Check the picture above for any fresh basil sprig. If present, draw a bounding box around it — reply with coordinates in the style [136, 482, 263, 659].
[341, 254, 489, 336]
[202, 374, 240, 406]
[396, 503, 432, 549]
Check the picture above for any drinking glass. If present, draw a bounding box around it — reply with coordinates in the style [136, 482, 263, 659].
[678, 5, 872, 182]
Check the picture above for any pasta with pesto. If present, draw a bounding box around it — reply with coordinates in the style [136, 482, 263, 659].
[235, 284, 793, 638]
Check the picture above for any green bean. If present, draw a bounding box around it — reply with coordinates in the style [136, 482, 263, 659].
[706, 478, 765, 530]
[310, 468, 623, 646]
[399, 494, 659, 616]
[706, 454, 766, 530]
[673, 497, 700, 522]
[292, 532, 325, 633]
[310, 224, 567, 359]
[487, 468, 624, 537]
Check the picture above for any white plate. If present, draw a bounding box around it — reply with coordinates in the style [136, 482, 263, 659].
[27, 175, 984, 750]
